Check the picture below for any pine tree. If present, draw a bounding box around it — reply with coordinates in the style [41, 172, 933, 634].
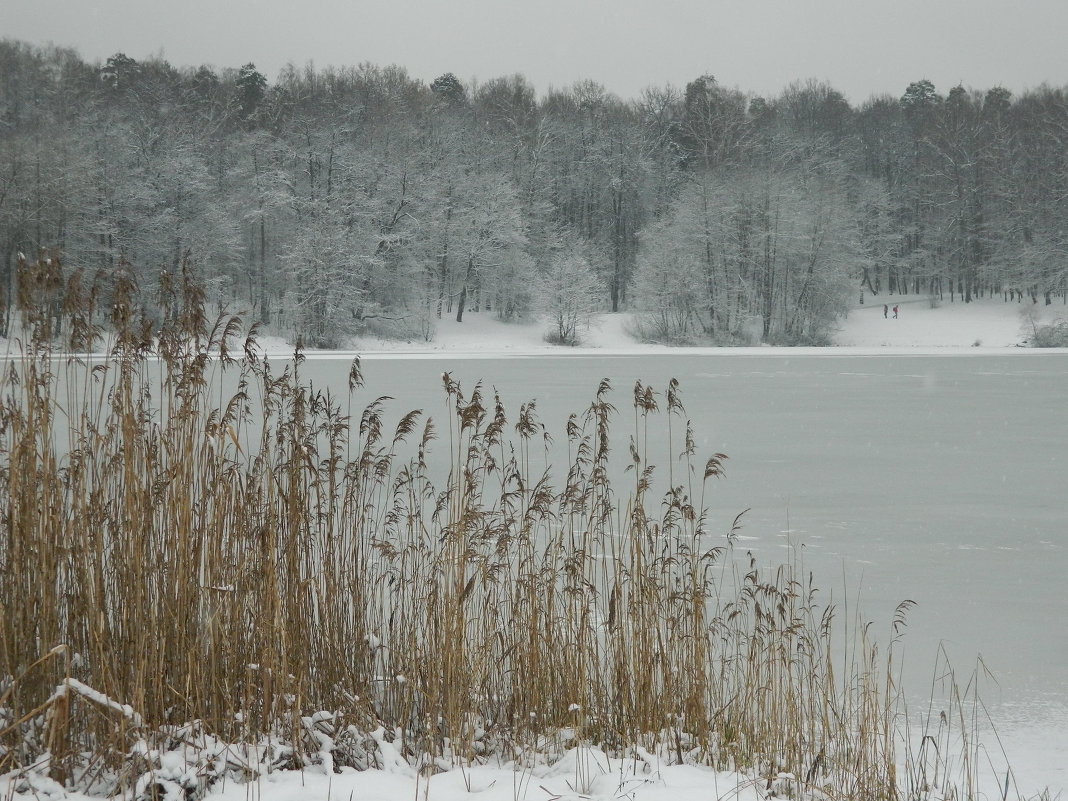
[236, 63, 267, 120]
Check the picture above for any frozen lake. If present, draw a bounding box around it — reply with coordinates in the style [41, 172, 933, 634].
[298, 351, 1067, 793]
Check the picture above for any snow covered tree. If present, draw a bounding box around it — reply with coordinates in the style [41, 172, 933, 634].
[630, 214, 699, 343]
[100, 52, 139, 90]
[678, 74, 747, 170]
[430, 72, 466, 105]
[449, 172, 528, 322]
[3, 38, 1067, 343]
[538, 245, 602, 344]
[236, 63, 267, 121]
[901, 79, 942, 130]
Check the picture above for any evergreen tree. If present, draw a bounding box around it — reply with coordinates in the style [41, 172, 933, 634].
[236, 63, 267, 120]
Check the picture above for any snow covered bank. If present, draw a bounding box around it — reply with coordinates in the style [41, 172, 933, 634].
[1, 733, 1054, 801]
[253, 295, 1068, 359]
[17, 293, 1061, 360]
[833, 292, 1067, 349]
[0, 749, 800, 801]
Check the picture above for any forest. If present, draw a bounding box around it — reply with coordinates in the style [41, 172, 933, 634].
[1, 38, 1067, 346]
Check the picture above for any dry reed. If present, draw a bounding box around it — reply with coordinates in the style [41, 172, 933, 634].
[0, 253, 997, 800]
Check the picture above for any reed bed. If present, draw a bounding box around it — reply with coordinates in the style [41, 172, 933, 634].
[0, 254, 968, 800]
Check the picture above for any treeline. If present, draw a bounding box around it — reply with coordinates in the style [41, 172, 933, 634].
[1, 40, 1067, 346]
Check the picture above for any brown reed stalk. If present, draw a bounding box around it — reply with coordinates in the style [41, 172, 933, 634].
[0, 252, 995, 800]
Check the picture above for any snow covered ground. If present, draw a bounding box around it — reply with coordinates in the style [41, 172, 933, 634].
[833, 292, 1065, 349]
[0, 750, 837, 801]
[255, 292, 1068, 358]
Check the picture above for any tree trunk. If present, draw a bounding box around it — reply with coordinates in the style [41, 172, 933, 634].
[455, 256, 474, 323]
[437, 201, 452, 319]
[259, 216, 270, 323]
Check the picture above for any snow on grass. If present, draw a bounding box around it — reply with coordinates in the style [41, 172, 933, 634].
[201, 756, 768, 801]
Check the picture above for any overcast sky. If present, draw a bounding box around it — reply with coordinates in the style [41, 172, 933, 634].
[4, 0, 1067, 103]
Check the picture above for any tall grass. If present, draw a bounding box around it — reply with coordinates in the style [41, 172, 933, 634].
[0, 254, 978, 799]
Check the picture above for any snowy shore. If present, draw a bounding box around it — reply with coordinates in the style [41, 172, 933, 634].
[256, 294, 1068, 359]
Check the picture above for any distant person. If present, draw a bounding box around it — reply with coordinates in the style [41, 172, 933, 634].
[883, 304, 888, 318]
[893, 305, 899, 319]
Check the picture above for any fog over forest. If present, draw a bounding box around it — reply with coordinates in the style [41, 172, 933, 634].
[2, 39, 1066, 347]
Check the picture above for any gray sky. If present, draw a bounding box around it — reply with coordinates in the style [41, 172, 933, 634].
[5, 0, 1068, 103]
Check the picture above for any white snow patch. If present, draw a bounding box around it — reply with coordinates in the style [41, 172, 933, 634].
[834, 293, 1064, 349]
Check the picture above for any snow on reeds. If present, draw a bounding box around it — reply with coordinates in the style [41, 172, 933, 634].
[0, 254, 1008, 800]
